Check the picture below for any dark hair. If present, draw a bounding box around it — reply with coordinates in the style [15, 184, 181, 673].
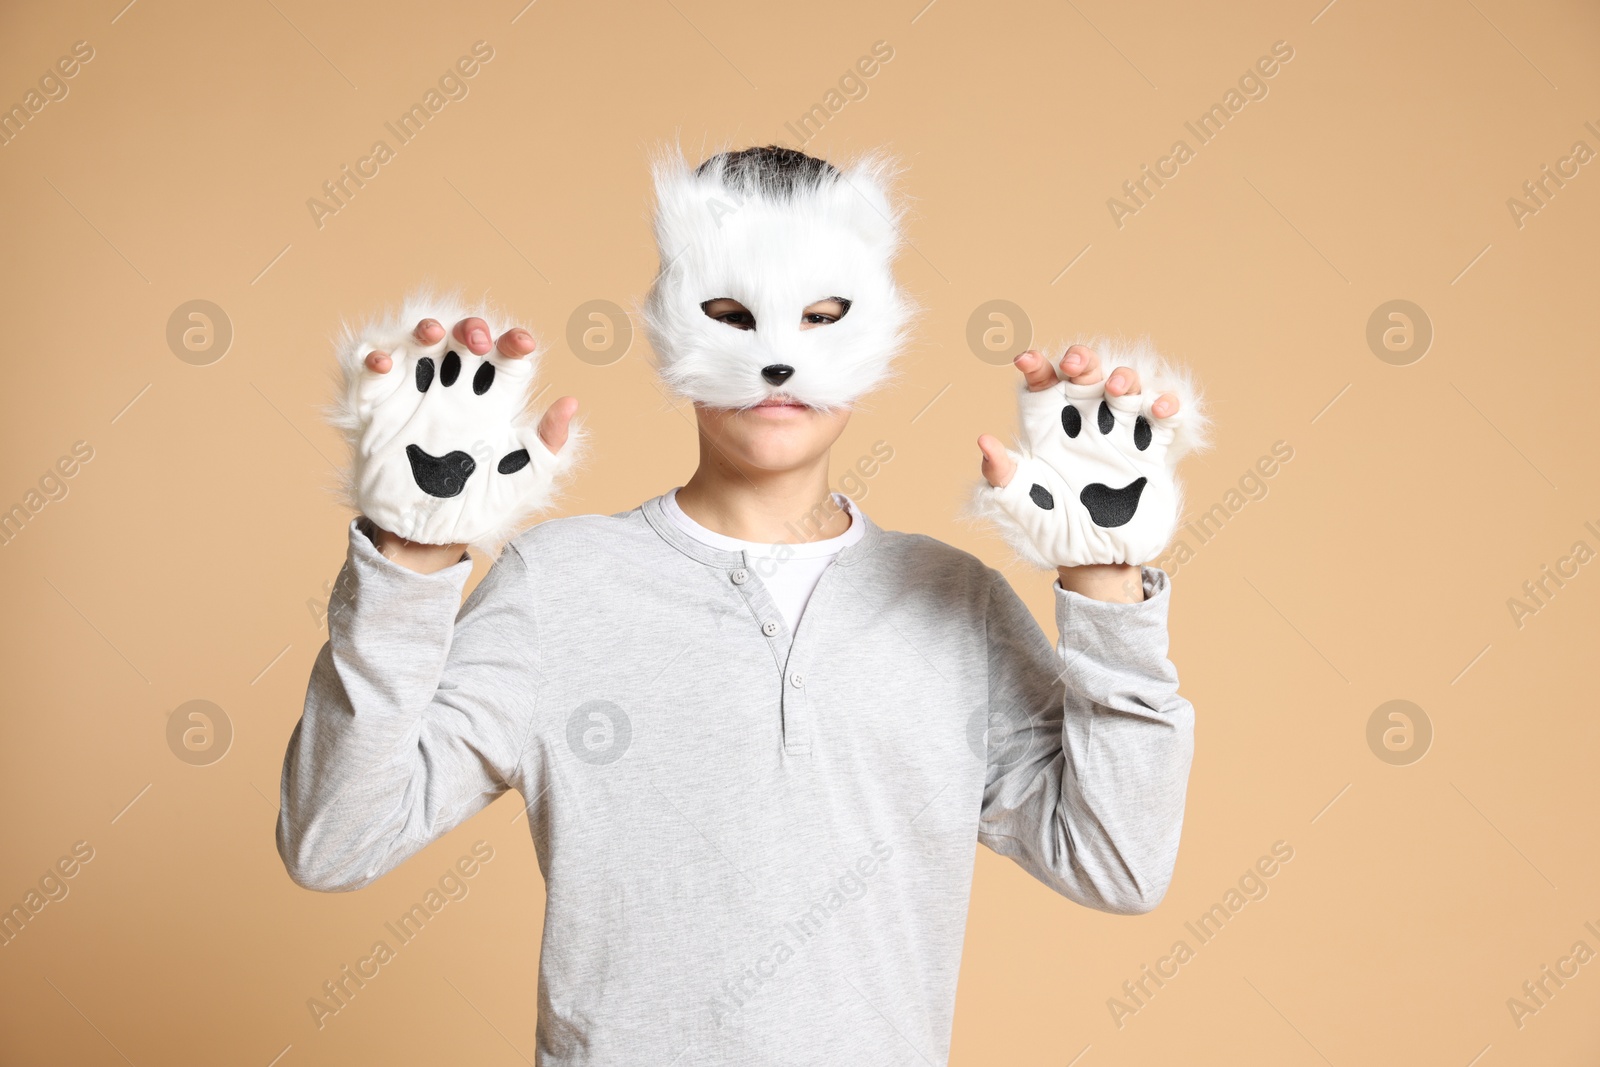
[695, 145, 839, 197]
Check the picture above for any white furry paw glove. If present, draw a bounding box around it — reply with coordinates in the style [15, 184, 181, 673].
[329, 297, 582, 554]
[976, 343, 1207, 568]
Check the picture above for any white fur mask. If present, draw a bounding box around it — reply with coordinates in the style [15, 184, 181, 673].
[642, 149, 913, 411]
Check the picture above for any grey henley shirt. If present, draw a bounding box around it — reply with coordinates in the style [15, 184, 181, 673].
[276, 492, 1195, 1065]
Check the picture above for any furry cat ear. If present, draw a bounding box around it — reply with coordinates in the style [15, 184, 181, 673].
[644, 145, 905, 282]
[833, 154, 905, 253]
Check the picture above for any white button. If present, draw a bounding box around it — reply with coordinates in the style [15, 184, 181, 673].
[790, 672, 804, 688]
[762, 621, 778, 637]
[731, 569, 748, 585]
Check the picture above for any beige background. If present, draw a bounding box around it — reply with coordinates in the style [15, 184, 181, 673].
[2, 0, 1597, 1063]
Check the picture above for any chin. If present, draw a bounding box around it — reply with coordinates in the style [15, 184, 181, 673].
[700, 401, 847, 472]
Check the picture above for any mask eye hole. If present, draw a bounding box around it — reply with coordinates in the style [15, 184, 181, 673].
[701, 298, 756, 331]
[801, 297, 851, 328]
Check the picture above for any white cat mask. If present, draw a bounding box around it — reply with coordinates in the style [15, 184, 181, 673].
[642, 148, 913, 411]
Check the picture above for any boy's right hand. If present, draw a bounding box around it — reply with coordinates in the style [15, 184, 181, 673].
[333, 299, 585, 566]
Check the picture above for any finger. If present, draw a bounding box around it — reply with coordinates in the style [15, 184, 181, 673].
[1105, 365, 1142, 397]
[413, 318, 445, 345]
[538, 396, 579, 453]
[977, 433, 1016, 488]
[364, 350, 393, 374]
[1060, 345, 1103, 385]
[1013, 349, 1058, 392]
[452, 317, 493, 355]
[1151, 392, 1181, 418]
[496, 328, 536, 360]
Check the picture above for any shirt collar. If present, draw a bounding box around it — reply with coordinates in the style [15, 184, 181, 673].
[639, 491, 883, 570]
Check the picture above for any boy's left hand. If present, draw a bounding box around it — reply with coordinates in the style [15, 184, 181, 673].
[975, 344, 1205, 584]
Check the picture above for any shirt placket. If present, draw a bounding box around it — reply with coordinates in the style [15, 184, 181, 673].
[726, 553, 813, 756]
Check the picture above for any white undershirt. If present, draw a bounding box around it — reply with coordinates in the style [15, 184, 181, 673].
[663, 487, 864, 633]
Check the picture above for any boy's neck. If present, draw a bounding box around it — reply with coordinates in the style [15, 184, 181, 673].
[675, 455, 850, 544]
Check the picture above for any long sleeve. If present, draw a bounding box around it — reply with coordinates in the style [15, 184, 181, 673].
[977, 565, 1195, 915]
[276, 518, 541, 892]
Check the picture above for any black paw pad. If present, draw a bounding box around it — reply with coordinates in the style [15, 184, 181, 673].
[1134, 416, 1152, 451]
[1079, 477, 1146, 528]
[498, 449, 531, 475]
[473, 361, 496, 395]
[1061, 405, 1081, 438]
[406, 444, 475, 498]
[1028, 483, 1055, 510]
[415, 357, 435, 392]
[1097, 401, 1114, 434]
[440, 350, 461, 387]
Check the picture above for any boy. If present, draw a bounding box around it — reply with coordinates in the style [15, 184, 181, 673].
[278, 146, 1203, 1065]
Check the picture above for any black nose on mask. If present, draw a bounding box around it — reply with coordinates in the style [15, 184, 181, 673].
[761, 364, 795, 386]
